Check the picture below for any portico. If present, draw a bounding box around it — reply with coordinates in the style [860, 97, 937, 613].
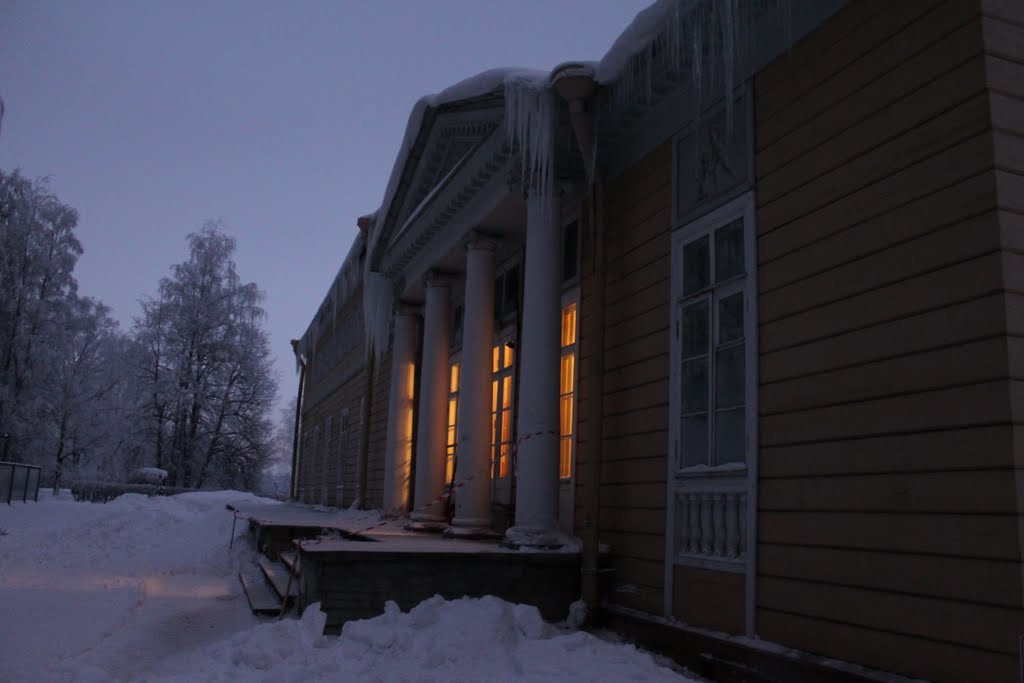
[364, 73, 590, 544]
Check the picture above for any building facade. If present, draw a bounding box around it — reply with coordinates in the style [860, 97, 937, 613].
[294, 1, 1024, 680]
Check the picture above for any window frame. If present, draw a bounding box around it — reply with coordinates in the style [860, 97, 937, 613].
[669, 192, 758, 477]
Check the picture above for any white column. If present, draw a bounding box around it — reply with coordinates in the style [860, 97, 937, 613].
[507, 193, 563, 547]
[382, 307, 419, 514]
[445, 238, 496, 537]
[408, 274, 451, 530]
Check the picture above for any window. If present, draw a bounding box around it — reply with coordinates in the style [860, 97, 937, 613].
[559, 302, 578, 479]
[494, 265, 520, 324]
[562, 221, 580, 283]
[672, 193, 755, 471]
[445, 362, 460, 486]
[491, 343, 515, 479]
[336, 410, 349, 503]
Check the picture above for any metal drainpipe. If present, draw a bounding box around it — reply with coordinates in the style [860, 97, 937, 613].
[289, 341, 306, 501]
[552, 65, 604, 614]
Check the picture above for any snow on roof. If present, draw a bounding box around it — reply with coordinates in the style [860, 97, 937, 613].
[596, 0, 696, 84]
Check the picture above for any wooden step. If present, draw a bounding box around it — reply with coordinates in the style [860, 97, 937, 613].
[280, 549, 300, 575]
[258, 555, 298, 600]
[238, 571, 283, 616]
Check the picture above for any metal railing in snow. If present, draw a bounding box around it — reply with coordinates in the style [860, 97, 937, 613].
[0, 461, 42, 504]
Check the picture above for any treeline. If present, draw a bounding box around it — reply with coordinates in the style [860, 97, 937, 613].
[0, 170, 279, 491]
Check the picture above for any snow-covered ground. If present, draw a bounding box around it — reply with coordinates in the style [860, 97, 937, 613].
[0, 491, 696, 682]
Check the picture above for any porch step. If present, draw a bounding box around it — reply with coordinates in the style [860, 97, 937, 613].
[280, 549, 300, 575]
[258, 555, 298, 601]
[238, 571, 282, 616]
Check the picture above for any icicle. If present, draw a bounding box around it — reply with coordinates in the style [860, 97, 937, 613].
[362, 271, 393, 365]
[504, 75, 557, 202]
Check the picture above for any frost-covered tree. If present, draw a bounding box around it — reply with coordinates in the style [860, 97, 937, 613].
[0, 170, 84, 464]
[133, 223, 278, 489]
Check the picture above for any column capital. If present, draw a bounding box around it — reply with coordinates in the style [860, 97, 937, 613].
[395, 301, 421, 318]
[464, 230, 499, 253]
[424, 269, 456, 289]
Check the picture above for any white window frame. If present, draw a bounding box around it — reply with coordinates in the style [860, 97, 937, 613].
[666, 191, 758, 575]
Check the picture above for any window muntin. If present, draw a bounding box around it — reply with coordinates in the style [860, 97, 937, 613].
[559, 302, 578, 479]
[491, 343, 515, 479]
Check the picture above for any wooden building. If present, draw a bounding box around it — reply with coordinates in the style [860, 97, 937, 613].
[293, 1, 1024, 680]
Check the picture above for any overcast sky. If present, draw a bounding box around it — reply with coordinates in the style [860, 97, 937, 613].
[0, 0, 651, 416]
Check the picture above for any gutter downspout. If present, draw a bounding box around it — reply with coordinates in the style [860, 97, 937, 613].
[552, 64, 604, 616]
[289, 340, 306, 501]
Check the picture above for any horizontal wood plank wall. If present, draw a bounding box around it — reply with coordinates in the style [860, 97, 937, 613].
[986, 6, 1024, 678]
[755, 1, 1021, 681]
[577, 141, 672, 617]
[298, 294, 372, 508]
[366, 350, 391, 509]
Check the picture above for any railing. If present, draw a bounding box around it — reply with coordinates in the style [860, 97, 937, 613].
[1, 461, 42, 504]
[673, 475, 748, 571]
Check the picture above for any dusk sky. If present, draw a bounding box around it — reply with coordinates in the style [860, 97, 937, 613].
[0, 0, 652, 417]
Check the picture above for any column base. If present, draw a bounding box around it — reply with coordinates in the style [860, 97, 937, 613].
[443, 517, 499, 540]
[504, 525, 580, 550]
[405, 512, 448, 532]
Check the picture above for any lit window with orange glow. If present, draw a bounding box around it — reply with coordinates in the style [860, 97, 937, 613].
[445, 362, 460, 485]
[559, 302, 578, 479]
[491, 342, 515, 479]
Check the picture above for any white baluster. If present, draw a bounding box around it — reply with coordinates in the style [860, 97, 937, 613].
[700, 493, 713, 555]
[725, 492, 739, 557]
[713, 493, 726, 556]
[689, 493, 701, 554]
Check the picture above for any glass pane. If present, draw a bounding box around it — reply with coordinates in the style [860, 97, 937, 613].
[504, 266, 519, 315]
[450, 363, 460, 392]
[715, 218, 744, 282]
[715, 344, 745, 408]
[502, 376, 513, 408]
[681, 300, 709, 359]
[560, 437, 572, 478]
[499, 444, 510, 478]
[445, 452, 454, 482]
[560, 395, 574, 436]
[715, 407, 745, 464]
[491, 413, 497, 446]
[561, 303, 577, 346]
[560, 353, 575, 394]
[504, 344, 514, 369]
[448, 398, 458, 426]
[492, 346, 500, 373]
[491, 381, 498, 411]
[563, 221, 579, 282]
[681, 358, 708, 412]
[447, 426, 456, 447]
[501, 408, 512, 442]
[718, 293, 743, 344]
[683, 235, 710, 294]
[680, 414, 708, 468]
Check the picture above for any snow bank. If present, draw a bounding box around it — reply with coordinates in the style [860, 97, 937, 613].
[151, 596, 694, 683]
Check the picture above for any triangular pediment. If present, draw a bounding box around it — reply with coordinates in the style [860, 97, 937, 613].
[383, 106, 503, 251]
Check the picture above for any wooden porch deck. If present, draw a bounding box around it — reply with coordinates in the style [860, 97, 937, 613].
[228, 502, 581, 633]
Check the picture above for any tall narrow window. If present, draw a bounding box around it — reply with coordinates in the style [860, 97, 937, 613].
[491, 343, 515, 479]
[672, 197, 754, 472]
[559, 303, 578, 479]
[446, 362, 461, 486]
